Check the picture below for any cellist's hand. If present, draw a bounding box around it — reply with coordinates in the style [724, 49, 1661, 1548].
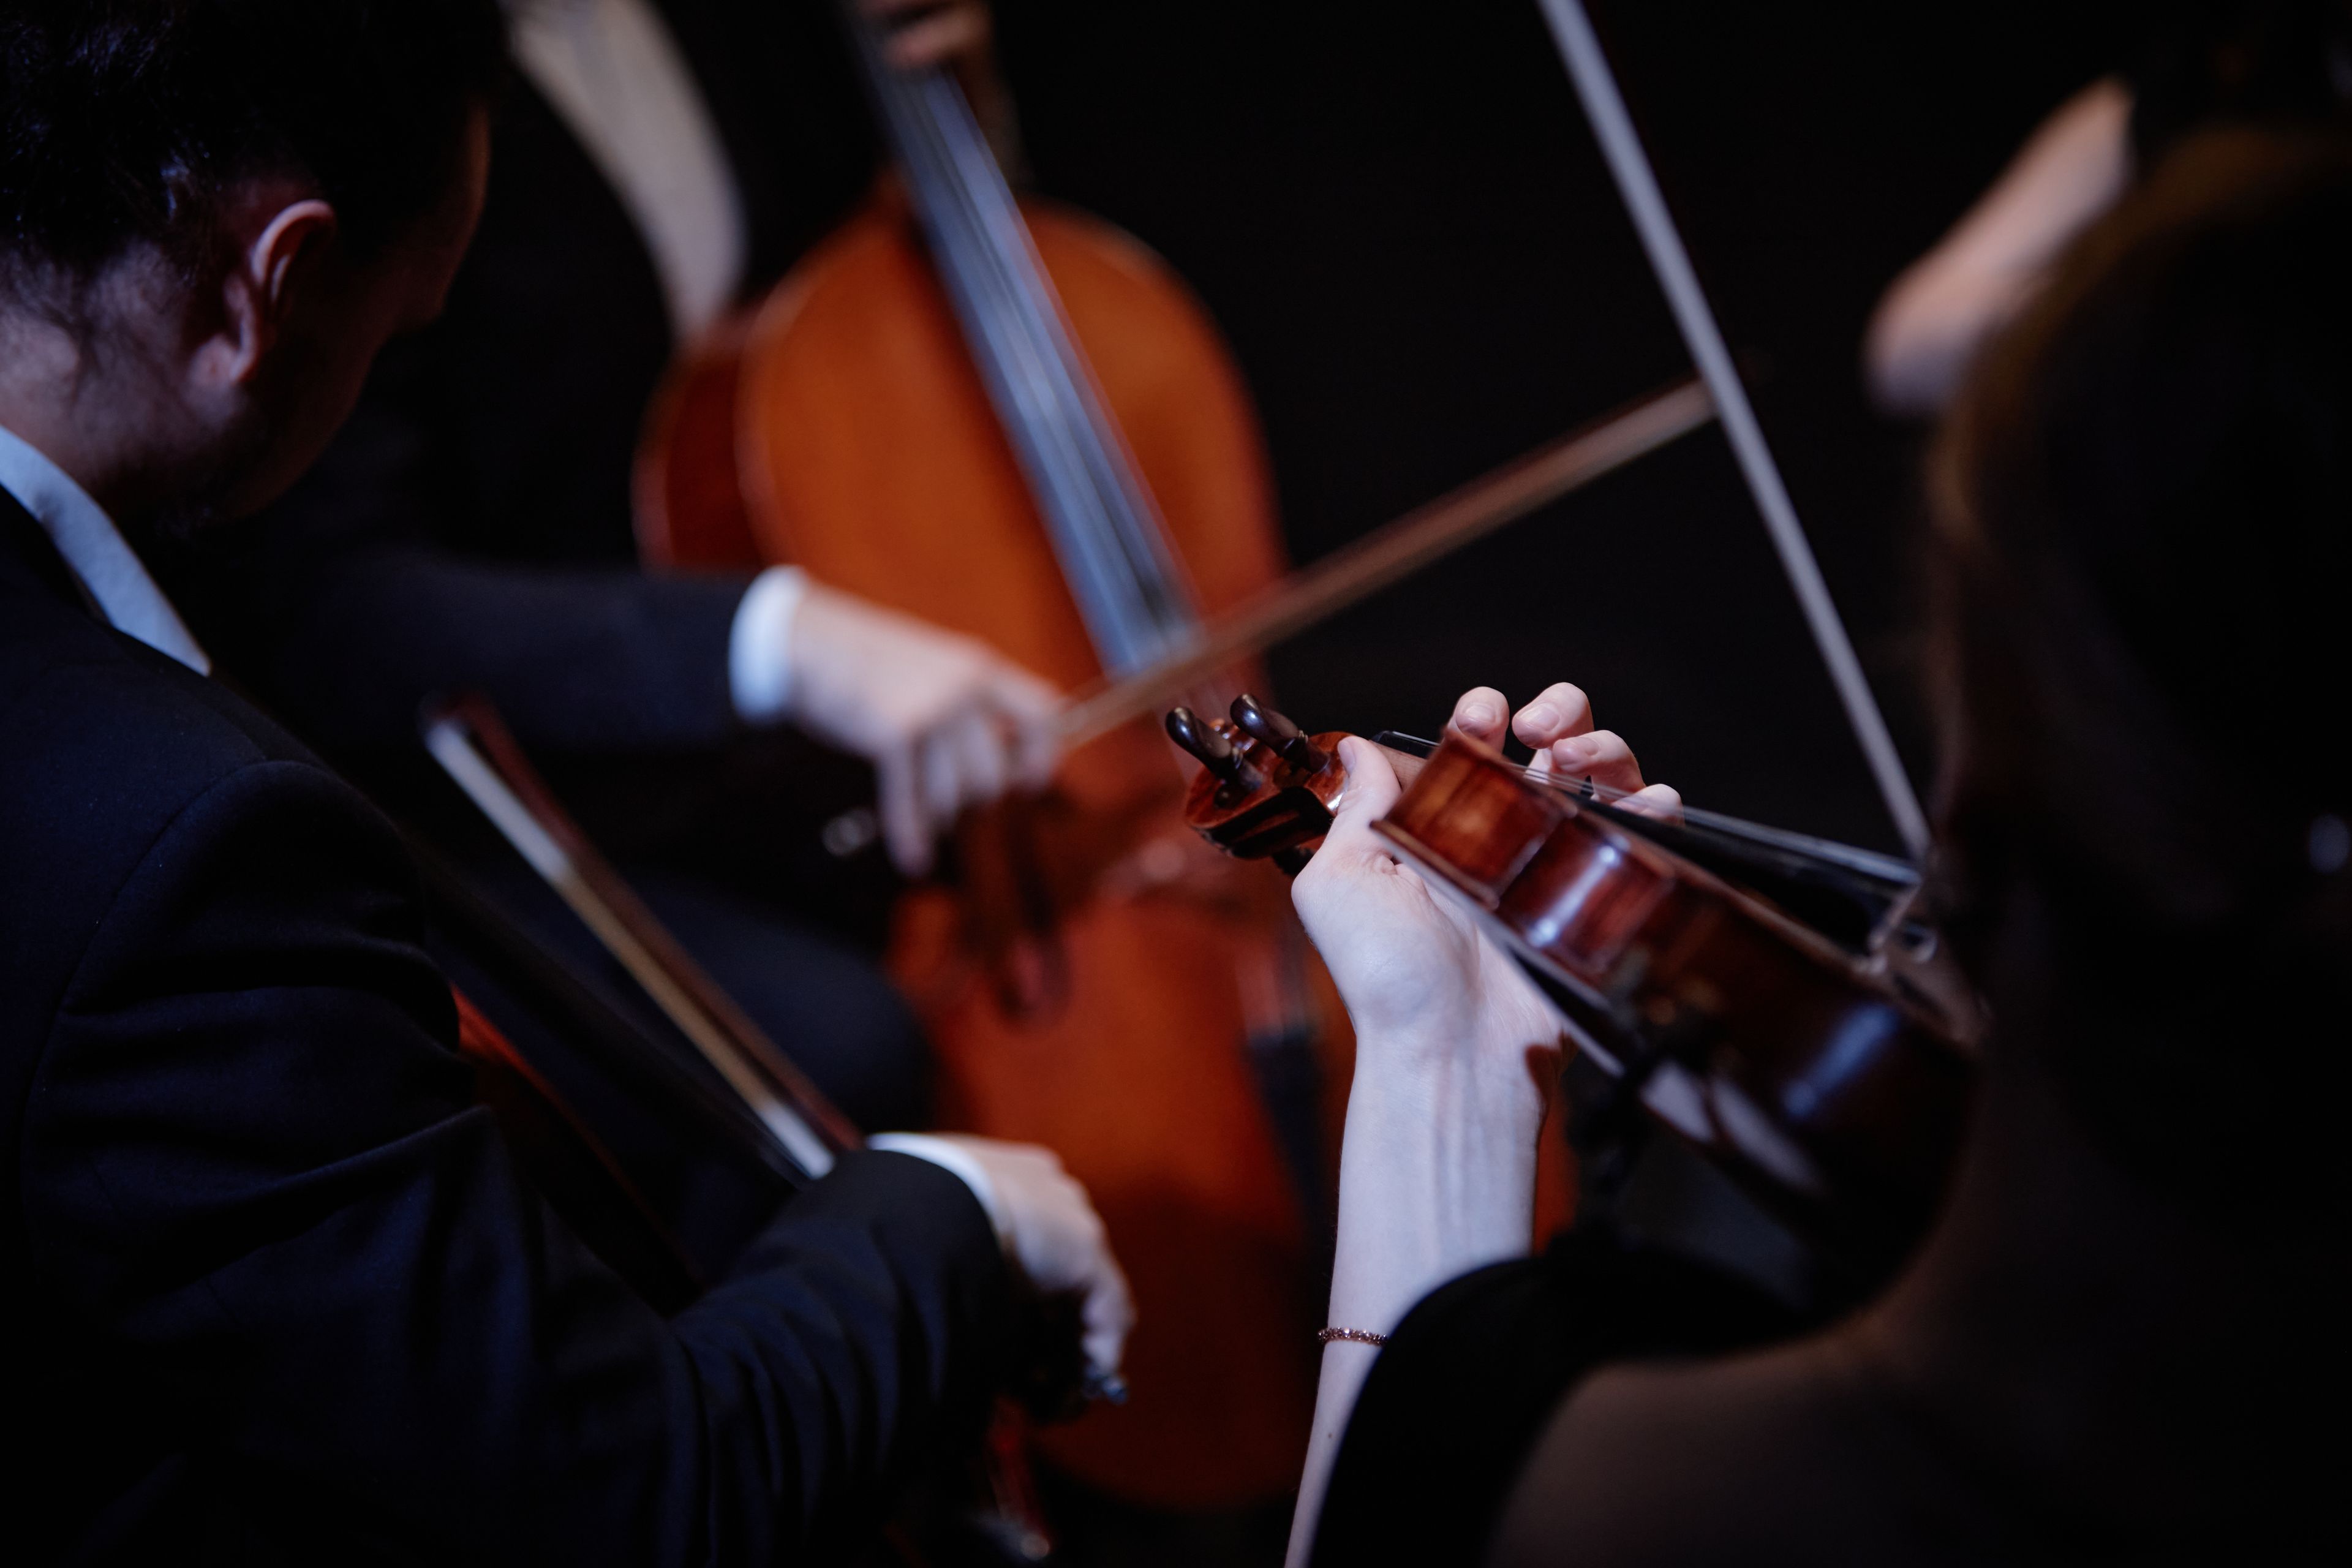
[767, 581, 1061, 878]
[861, 0, 1017, 161]
[1450, 682, 1683, 820]
[876, 1133, 1134, 1390]
[864, 0, 992, 70]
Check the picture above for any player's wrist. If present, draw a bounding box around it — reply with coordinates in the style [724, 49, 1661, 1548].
[727, 564, 812, 724]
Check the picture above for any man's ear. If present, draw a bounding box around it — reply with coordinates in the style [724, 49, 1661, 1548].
[192, 198, 339, 391]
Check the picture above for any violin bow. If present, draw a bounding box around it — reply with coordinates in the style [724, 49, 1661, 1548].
[1054, 376, 1717, 750]
[423, 697, 1099, 1560]
[864, 4, 1933, 869]
[1532, 0, 1931, 857]
[423, 696, 858, 1177]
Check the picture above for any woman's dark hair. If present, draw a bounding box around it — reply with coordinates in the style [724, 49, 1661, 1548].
[2130, 1, 2352, 161]
[1932, 129, 2352, 1213]
[0, 0, 505, 297]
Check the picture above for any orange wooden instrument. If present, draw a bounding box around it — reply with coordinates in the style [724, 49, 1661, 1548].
[635, 15, 1322, 1512]
[1170, 695, 1983, 1279]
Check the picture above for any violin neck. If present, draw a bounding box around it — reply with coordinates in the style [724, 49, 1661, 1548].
[838, 6, 1200, 677]
[1374, 740, 1431, 791]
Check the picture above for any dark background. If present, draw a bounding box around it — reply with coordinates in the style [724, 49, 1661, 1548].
[990, 1, 2140, 854]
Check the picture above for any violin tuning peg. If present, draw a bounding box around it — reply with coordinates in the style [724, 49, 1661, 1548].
[1227, 693, 1294, 744]
[1167, 706, 1251, 786]
[1230, 693, 1329, 774]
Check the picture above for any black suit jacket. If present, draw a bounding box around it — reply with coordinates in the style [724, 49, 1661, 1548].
[0, 497, 1009, 1563]
[165, 0, 881, 761]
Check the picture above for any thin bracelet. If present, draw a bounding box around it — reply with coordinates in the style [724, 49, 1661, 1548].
[1317, 1327, 1390, 1347]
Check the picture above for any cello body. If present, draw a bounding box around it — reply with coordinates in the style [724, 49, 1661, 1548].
[639, 192, 1323, 1508]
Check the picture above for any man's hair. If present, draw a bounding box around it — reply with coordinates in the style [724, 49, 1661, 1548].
[1933, 129, 2352, 1213]
[0, 0, 505, 296]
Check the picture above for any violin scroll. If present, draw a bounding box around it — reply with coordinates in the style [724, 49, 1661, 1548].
[1170, 696, 1355, 862]
[1164, 705, 1256, 789]
[1229, 693, 1330, 773]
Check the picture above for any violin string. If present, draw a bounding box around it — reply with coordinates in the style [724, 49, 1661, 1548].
[1374, 732, 1918, 885]
[1533, 0, 1932, 858]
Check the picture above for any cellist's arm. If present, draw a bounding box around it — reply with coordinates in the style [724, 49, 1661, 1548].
[24, 750, 1015, 1561]
[862, 0, 1020, 167]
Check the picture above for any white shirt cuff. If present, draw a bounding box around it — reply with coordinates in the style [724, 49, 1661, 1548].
[867, 1133, 1011, 1253]
[728, 564, 812, 725]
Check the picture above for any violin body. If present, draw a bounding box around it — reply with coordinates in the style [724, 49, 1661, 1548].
[638, 189, 1326, 1507]
[1174, 699, 1980, 1276]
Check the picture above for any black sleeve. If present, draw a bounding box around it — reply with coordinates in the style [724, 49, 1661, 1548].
[1309, 1227, 1796, 1568]
[23, 756, 1009, 1563]
[175, 377, 755, 757]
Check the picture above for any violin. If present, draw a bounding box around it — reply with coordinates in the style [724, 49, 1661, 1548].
[1169, 695, 1981, 1279]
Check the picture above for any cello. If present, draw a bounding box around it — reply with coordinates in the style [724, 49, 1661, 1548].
[636, 0, 1324, 1512]
[636, 0, 1948, 1517]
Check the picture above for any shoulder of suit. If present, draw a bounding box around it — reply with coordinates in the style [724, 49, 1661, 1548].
[0, 586, 386, 883]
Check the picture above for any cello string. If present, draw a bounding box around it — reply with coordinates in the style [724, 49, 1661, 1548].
[1532, 0, 1932, 859]
[911, 70, 1201, 655]
[870, 58, 1159, 663]
[920, 88, 1188, 669]
[909, 89, 1251, 724]
[858, 14, 1197, 674]
[895, 57, 1198, 629]
[843, 21, 1158, 666]
[821, 22, 1255, 824]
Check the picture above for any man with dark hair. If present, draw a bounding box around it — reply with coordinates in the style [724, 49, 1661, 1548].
[0, 2, 1126, 1558]
[164, 0, 1061, 1140]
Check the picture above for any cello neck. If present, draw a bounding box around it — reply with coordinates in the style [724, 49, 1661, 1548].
[837, 6, 1201, 677]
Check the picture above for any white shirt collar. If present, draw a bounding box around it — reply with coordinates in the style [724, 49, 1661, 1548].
[0, 422, 211, 675]
[507, 0, 747, 343]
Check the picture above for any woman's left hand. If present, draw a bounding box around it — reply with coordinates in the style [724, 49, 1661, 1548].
[862, 0, 1016, 157]
[1290, 736, 1560, 1105]
[1450, 682, 1683, 820]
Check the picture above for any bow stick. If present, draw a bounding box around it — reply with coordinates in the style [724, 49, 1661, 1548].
[1054, 375, 1716, 749]
[1532, 0, 1931, 856]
